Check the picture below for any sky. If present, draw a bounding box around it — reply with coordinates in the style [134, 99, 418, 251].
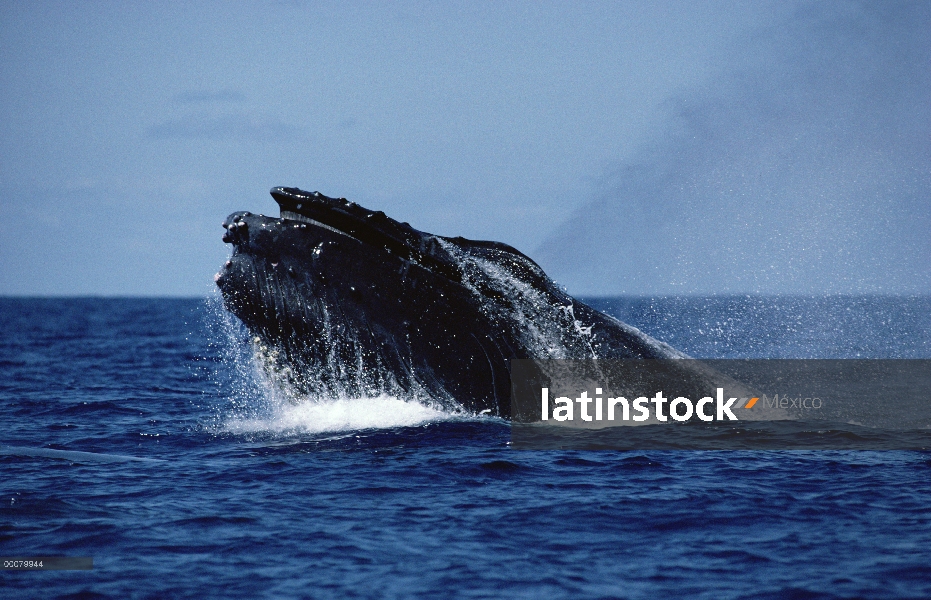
[1, 0, 927, 297]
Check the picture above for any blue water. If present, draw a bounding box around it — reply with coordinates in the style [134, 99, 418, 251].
[2, 296, 930, 599]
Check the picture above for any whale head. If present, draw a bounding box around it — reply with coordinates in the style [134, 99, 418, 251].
[216, 187, 677, 415]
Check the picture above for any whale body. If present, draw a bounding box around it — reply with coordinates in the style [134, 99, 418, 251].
[215, 187, 685, 417]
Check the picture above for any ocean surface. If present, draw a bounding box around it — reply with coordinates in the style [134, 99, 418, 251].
[2, 295, 930, 599]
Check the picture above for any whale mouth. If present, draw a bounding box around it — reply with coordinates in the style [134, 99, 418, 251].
[270, 186, 415, 248]
[265, 186, 462, 281]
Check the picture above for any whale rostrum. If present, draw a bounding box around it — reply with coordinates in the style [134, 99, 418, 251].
[216, 186, 686, 417]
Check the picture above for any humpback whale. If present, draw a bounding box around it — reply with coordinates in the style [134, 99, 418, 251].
[215, 187, 685, 417]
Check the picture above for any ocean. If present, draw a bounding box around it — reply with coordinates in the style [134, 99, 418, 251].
[2, 295, 930, 599]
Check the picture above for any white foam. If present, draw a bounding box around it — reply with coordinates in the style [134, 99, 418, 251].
[223, 394, 457, 435]
[203, 295, 471, 437]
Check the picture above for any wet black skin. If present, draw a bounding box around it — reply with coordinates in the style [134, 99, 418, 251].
[216, 187, 683, 417]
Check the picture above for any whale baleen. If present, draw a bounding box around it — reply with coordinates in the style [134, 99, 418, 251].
[215, 187, 686, 417]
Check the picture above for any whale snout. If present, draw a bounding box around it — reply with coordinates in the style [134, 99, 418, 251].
[221, 212, 253, 245]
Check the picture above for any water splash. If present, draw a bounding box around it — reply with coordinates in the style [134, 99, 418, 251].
[202, 294, 465, 436]
[439, 239, 597, 359]
[223, 394, 454, 435]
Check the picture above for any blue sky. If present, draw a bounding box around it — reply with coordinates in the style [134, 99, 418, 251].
[1, 1, 927, 296]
